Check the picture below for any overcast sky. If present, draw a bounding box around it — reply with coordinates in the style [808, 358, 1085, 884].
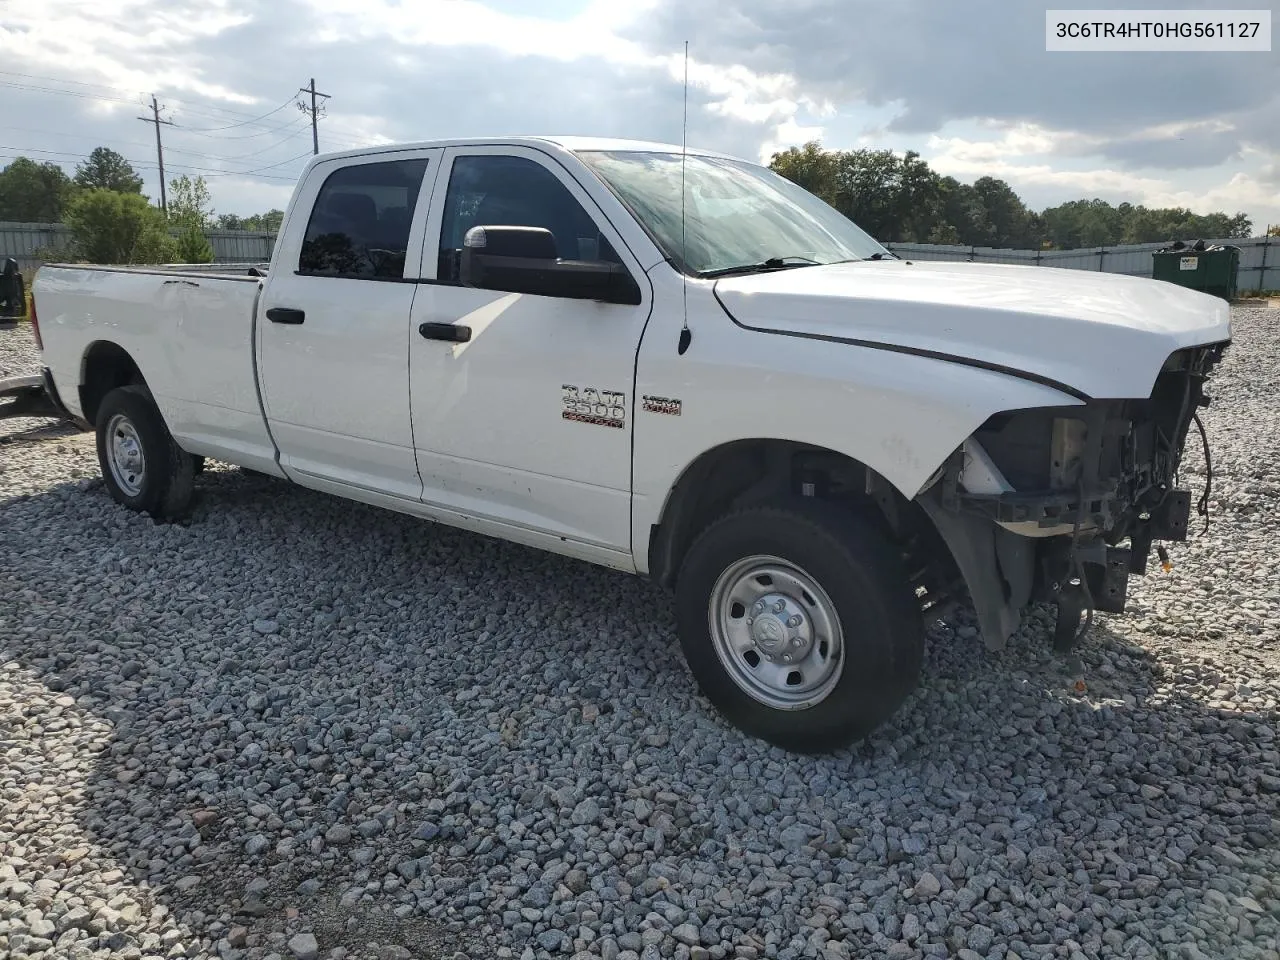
[2, 0, 1277, 230]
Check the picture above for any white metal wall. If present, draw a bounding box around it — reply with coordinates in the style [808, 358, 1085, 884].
[884, 236, 1277, 291]
[0, 221, 276, 272]
[3, 220, 1276, 290]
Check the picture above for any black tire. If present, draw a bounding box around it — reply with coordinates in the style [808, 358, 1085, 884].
[95, 385, 196, 520]
[675, 498, 924, 753]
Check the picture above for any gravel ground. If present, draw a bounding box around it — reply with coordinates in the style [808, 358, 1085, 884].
[2, 308, 1278, 960]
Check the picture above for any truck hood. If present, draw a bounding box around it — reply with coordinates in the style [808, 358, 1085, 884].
[713, 260, 1232, 399]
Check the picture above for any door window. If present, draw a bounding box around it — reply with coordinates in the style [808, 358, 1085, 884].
[299, 159, 429, 279]
[437, 154, 619, 282]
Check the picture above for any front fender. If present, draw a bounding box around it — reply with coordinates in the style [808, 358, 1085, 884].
[631, 313, 1084, 572]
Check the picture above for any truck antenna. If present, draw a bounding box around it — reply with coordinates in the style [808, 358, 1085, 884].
[678, 40, 692, 356]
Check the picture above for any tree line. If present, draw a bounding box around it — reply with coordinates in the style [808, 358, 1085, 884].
[769, 142, 1259, 248]
[0, 148, 284, 265]
[1, 142, 1269, 265]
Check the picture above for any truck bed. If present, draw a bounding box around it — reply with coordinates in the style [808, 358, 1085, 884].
[36, 263, 282, 474]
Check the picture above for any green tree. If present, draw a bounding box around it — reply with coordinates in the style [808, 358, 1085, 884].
[167, 174, 214, 230]
[167, 175, 216, 263]
[970, 177, 1041, 249]
[65, 189, 175, 264]
[769, 140, 1253, 250]
[938, 177, 992, 246]
[769, 142, 840, 205]
[245, 209, 285, 233]
[74, 147, 144, 193]
[215, 209, 284, 232]
[772, 145, 949, 243]
[0, 157, 74, 222]
[174, 223, 214, 263]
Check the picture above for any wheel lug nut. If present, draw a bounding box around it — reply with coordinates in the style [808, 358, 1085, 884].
[782, 655, 792, 663]
[773, 599, 786, 613]
[746, 618, 754, 625]
[787, 615, 802, 627]
[753, 601, 765, 613]
[791, 637, 802, 647]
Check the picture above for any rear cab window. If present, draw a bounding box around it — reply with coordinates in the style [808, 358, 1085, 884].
[299, 159, 429, 279]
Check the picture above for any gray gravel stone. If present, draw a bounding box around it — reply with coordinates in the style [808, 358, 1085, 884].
[288, 932, 318, 960]
[537, 929, 565, 951]
[672, 923, 701, 946]
[913, 872, 941, 899]
[571, 798, 602, 825]
[2, 308, 1280, 960]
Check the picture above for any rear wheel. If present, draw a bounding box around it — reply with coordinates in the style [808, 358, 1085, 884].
[95, 385, 196, 519]
[675, 499, 924, 753]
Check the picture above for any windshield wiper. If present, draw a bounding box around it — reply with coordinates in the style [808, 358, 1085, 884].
[698, 256, 822, 279]
[827, 252, 897, 264]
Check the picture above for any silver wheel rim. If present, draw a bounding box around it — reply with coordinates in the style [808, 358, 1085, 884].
[708, 554, 844, 711]
[105, 413, 146, 497]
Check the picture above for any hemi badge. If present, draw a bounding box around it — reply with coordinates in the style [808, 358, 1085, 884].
[642, 396, 682, 416]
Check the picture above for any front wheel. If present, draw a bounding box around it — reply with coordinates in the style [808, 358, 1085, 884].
[95, 385, 196, 519]
[675, 499, 924, 753]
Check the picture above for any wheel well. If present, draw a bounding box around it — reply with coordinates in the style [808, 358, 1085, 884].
[80, 341, 145, 426]
[648, 440, 928, 586]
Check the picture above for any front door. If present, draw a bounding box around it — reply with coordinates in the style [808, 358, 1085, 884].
[259, 149, 440, 499]
[408, 146, 653, 555]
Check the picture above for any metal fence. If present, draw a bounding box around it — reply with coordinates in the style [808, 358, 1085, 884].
[883, 235, 1277, 292]
[3, 219, 1276, 291]
[0, 221, 277, 272]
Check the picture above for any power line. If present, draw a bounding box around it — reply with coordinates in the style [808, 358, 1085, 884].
[0, 68, 142, 93]
[176, 98, 296, 133]
[0, 69, 297, 126]
[2, 70, 382, 151]
[0, 120, 311, 164]
[0, 140, 325, 180]
[1, 147, 327, 184]
[137, 95, 175, 214]
[0, 74, 306, 139]
[0, 78, 137, 106]
[175, 117, 309, 141]
[0, 124, 156, 154]
[200, 151, 314, 178]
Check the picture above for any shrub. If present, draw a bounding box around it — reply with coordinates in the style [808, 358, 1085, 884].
[174, 224, 215, 264]
[64, 189, 175, 264]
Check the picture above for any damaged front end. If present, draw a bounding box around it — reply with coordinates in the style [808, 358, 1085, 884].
[917, 342, 1228, 652]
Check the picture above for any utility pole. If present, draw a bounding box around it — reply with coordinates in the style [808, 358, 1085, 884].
[137, 95, 174, 214]
[296, 78, 331, 155]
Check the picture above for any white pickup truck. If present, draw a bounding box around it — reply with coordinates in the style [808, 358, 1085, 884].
[30, 136, 1230, 752]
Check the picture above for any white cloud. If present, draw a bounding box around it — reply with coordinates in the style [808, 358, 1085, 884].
[1, 0, 1276, 229]
[926, 127, 1280, 226]
[0, 0, 257, 105]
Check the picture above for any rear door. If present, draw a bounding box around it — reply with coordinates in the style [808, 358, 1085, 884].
[258, 150, 441, 499]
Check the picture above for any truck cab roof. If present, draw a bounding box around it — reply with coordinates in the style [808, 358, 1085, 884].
[313, 135, 742, 163]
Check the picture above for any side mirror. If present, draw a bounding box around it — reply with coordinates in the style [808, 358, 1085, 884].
[459, 225, 641, 305]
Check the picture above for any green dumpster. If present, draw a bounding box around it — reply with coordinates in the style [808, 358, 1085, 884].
[1152, 240, 1239, 300]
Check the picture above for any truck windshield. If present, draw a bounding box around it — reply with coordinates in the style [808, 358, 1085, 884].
[576, 150, 889, 276]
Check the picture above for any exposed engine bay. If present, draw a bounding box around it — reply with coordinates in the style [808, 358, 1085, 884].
[916, 342, 1228, 651]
